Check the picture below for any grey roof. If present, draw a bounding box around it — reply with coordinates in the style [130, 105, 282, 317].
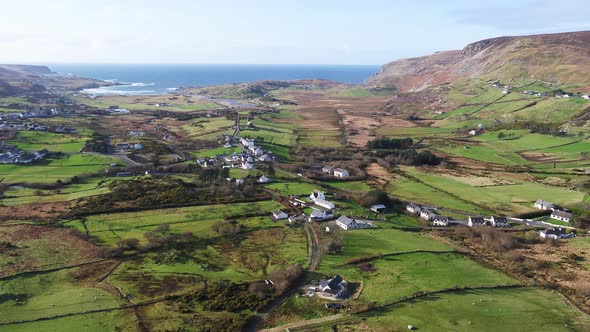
[336, 215, 355, 226]
[492, 216, 508, 223]
[552, 210, 573, 219]
[535, 199, 554, 207]
[469, 216, 485, 223]
[327, 275, 343, 289]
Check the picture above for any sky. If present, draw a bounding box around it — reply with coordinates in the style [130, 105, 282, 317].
[0, 0, 588, 65]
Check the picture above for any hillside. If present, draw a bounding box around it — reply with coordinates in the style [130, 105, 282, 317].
[367, 31, 590, 92]
[0, 64, 109, 97]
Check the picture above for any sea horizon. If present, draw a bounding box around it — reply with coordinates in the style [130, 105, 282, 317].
[48, 63, 380, 96]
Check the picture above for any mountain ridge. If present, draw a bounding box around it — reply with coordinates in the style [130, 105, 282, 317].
[367, 30, 590, 93]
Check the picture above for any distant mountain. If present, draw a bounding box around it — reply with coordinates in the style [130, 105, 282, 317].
[367, 31, 590, 92]
[0, 64, 110, 97]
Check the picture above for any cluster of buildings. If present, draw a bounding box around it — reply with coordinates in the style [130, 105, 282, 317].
[308, 275, 349, 299]
[466, 215, 510, 228]
[406, 203, 449, 226]
[535, 199, 574, 223]
[197, 138, 275, 170]
[0, 143, 48, 164]
[0, 107, 74, 120]
[539, 227, 576, 240]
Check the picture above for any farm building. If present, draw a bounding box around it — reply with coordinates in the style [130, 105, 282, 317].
[241, 162, 254, 170]
[489, 216, 510, 227]
[335, 215, 360, 230]
[371, 204, 387, 213]
[314, 199, 335, 210]
[258, 175, 271, 183]
[535, 199, 555, 211]
[309, 209, 333, 221]
[406, 203, 421, 214]
[333, 168, 350, 178]
[272, 210, 288, 220]
[551, 210, 573, 222]
[468, 216, 486, 227]
[432, 215, 449, 227]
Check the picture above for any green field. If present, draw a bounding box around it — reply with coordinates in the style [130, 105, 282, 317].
[0, 270, 120, 324]
[398, 166, 586, 213]
[0, 154, 118, 183]
[355, 287, 590, 331]
[327, 252, 517, 304]
[319, 228, 452, 269]
[9, 131, 87, 153]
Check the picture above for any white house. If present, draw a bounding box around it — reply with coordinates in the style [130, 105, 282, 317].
[582, 95, 589, 100]
[309, 209, 333, 221]
[314, 199, 335, 210]
[317, 275, 348, 298]
[309, 190, 326, 201]
[406, 203, 421, 214]
[551, 210, 573, 222]
[335, 215, 360, 230]
[272, 210, 288, 220]
[535, 199, 555, 211]
[420, 209, 437, 220]
[539, 228, 567, 240]
[489, 216, 510, 227]
[241, 162, 254, 170]
[468, 129, 478, 136]
[333, 168, 350, 178]
[258, 175, 271, 183]
[288, 215, 298, 223]
[468, 216, 486, 227]
[322, 166, 334, 175]
[432, 215, 449, 227]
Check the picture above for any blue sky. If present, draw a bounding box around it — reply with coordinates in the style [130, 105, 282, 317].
[0, 0, 588, 65]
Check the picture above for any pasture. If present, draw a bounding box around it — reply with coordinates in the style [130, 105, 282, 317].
[356, 287, 590, 331]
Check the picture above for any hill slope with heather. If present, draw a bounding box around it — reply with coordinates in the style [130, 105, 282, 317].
[367, 31, 590, 93]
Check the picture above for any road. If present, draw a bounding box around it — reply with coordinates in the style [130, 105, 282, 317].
[244, 192, 322, 332]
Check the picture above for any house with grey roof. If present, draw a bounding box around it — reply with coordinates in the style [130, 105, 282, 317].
[551, 210, 573, 223]
[468, 216, 486, 227]
[535, 199, 555, 211]
[335, 215, 360, 230]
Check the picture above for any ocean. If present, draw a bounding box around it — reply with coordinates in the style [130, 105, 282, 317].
[48, 64, 380, 96]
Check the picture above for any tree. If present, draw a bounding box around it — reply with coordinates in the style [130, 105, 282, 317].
[361, 190, 392, 208]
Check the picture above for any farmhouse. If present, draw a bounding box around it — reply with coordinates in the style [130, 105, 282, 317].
[535, 199, 555, 211]
[371, 204, 386, 213]
[314, 199, 335, 210]
[288, 215, 298, 223]
[309, 190, 326, 201]
[489, 216, 510, 227]
[317, 275, 348, 299]
[333, 168, 350, 178]
[309, 209, 333, 221]
[551, 210, 573, 222]
[468, 216, 486, 227]
[539, 228, 569, 240]
[335, 215, 360, 230]
[272, 210, 288, 220]
[406, 203, 421, 214]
